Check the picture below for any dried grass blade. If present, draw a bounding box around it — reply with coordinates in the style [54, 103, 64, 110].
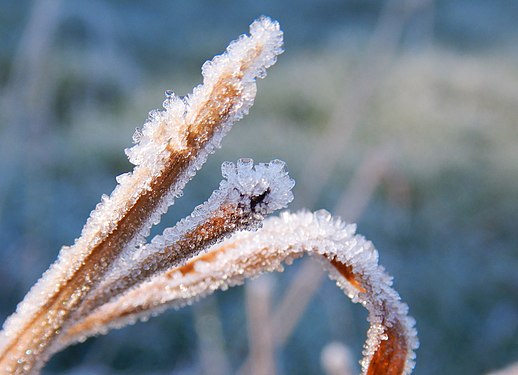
[65, 211, 418, 374]
[0, 17, 283, 374]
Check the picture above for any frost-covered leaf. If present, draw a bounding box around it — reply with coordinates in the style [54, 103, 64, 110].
[0, 17, 283, 374]
[75, 159, 294, 318]
[66, 211, 418, 375]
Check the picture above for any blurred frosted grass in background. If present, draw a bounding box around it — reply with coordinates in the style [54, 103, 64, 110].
[1, 0, 517, 374]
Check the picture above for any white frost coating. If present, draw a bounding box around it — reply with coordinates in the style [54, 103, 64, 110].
[150, 158, 295, 251]
[221, 158, 295, 214]
[66, 211, 417, 374]
[0, 16, 283, 354]
[79, 159, 294, 312]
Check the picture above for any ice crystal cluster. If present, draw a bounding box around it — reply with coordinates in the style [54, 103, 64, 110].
[0, 16, 417, 375]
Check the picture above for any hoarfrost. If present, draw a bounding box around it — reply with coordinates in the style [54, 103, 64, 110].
[0, 15, 418, 375]
[65, 211, 418, 375]
[0, 16, 283, 358]
[76, 159, 294, 316]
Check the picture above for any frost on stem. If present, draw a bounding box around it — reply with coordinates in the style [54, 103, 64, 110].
[0, 17, 283, 374]
[74, 159, 294, 318]
[66, 211, 418, 375]
[0, 14, 418, 375]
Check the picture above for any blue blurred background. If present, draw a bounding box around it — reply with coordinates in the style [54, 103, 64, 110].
[1, 0, 518, 374]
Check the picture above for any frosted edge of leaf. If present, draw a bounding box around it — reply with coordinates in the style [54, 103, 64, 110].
[221, 158, 295, 214]
[109, 159, 294, 275]
[186, 16, 282, 126]
[306, 212, 418, 375]
[201, 16, 283, 84]
[158, 158, 295, 244]
[0, 16, 284, 350]
[67, 16, 285, 317]
[65, 211, 417, 375]
[72, 158, 293, 320]
[129, 15, 283, 172]
[197, 210, 418, 373]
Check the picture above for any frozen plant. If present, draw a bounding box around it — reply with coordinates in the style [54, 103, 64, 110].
[0, 17, 418, 374]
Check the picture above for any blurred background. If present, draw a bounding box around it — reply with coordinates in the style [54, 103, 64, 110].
[1, 0, 518, 374]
